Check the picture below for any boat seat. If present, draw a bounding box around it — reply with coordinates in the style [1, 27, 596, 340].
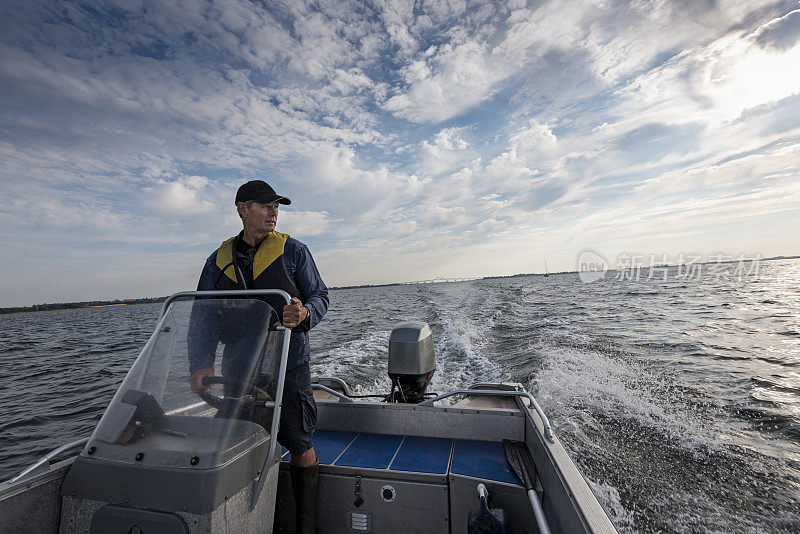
[389, 436, 451, 474]
[452, 395, 521, 410]
[280, 430, 358, 464]
[281, 431, 521, 484]
[311, 430, 358, 465]
[334, 433, 403, 469]
[450, 439, 522, 485]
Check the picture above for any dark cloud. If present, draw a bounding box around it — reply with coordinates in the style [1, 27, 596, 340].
[733, 93, 800, 138]
[753, 9, 800, 51]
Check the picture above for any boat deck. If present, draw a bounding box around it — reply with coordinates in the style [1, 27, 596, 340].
[283, 431, 523, 485]
[276, 430, 535, 533]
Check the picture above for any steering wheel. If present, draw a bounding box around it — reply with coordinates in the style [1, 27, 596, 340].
[198, 376, 272, 411]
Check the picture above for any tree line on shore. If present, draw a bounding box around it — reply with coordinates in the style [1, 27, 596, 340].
[0, 297, 166, 315]
[1, 272, 553, 314]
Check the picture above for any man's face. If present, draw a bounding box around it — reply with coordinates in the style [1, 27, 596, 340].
[239, 201, 279, 235]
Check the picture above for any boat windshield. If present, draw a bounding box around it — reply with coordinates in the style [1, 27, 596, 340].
[84, 297, 288, 469]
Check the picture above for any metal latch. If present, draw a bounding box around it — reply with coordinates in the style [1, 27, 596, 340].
[353, 475, 364, 508]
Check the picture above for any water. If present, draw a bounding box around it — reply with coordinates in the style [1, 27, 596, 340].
[1, 260, 799, 533]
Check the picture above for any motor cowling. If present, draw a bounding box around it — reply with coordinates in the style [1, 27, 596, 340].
[387, 321, 435, 403]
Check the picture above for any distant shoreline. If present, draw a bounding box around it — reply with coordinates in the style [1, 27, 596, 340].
[2, 255, 797, 314]
[0, 297, 164, 315]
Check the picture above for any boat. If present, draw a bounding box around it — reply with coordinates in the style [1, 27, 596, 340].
[0, 290, 617, 533]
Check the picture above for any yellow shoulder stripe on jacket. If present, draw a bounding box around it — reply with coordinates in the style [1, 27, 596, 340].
[254, 232, 289, 279]
[215, 237, 237, 283]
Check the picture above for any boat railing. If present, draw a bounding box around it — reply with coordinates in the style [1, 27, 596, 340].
[9, 437, 90, 483]
[419, 390, 555, 443]
[311, 383, 555, 444]
[8, 391, 349, 484]
[8, 388, 554, 488]
[311, 384, 355, 403]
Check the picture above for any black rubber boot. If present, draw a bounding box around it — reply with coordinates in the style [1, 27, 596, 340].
[290, 461, 318, 534]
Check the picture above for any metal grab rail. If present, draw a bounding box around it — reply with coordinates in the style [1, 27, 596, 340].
[418, 390, 555, 443]
[311, 384, 355, 403]
[11, 437, 89, 483]
[160, 289, 291, 318]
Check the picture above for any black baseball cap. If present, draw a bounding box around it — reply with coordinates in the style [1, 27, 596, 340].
[235, 180, 291, 205]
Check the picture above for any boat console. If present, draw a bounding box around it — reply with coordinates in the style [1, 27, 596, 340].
[60, 292, 292, 533]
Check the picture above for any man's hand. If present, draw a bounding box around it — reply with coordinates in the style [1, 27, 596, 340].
[190, 367, 215, 393]
[283, 297, 309, 328]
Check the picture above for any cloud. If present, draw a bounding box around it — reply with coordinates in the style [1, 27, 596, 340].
[509, 120, 558, 161]
[279, 210, 332, 237]
[144, 178, 215, 216]
[2, 0, 800, 306]
[379, 0, 789, 124]
[753, 9, 800, 51]
[418, 126, 472, 174]
[426, 127, 469, 151]
[382, 40, 500, 122]
[634, 140, 800, 196]
[618, 24, 800, 127]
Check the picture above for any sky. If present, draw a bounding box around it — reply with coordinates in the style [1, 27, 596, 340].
[1, 0, 799, 306]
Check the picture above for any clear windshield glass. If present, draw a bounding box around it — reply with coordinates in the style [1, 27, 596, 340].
[86, 298, 288, 469]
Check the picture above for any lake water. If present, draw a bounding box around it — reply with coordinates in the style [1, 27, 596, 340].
[1, 259, 798, 533]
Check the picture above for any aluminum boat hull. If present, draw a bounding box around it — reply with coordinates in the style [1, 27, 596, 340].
[0, 381, 615, 533]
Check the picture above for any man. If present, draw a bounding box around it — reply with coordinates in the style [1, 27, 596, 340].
[189, 180, 328, 533]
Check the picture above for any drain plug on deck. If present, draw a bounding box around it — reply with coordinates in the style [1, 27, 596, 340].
[380, 485, 395, 503]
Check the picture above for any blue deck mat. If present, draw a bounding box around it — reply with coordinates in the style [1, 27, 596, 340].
[389, 436, 452, 474]
[314, 430, 358, 465]
[334, 433, 404, 469]
[450, 440, 522, 485]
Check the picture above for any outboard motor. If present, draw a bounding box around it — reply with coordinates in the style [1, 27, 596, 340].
[386, 321, 435, 403]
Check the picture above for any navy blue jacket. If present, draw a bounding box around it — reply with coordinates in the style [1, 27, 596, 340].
[191, 235, 328, 372]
